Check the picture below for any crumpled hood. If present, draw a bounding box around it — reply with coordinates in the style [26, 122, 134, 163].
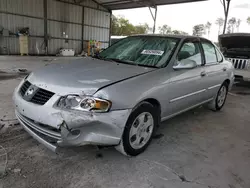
[28, 58, 154, 95]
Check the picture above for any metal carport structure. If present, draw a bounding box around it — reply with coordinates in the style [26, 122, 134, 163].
[97, 0, 231, 35]
[0, 0, 232, 55]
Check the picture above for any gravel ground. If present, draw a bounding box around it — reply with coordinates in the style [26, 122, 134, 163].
[0, 56, 250, 188]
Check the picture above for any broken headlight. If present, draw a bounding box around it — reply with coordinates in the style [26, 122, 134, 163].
[57, 95, 112, 113]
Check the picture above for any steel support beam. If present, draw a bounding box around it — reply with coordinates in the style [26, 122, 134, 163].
[222, 0, 231, 34]
[43, 0, 48, 55]
[109, 10, 112, 46]
[82, 6, 85, 52]
[148, 6, 157, 34]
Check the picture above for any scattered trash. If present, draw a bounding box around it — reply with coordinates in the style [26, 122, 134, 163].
[43, 59, 56, 62]
[0, 118, 17, 122]
[179, 175, 191, 182]
[13, 168, 21, 173]
[18, 69, 27, 73]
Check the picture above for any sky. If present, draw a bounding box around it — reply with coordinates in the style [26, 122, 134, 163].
[113, 0, 250, 42]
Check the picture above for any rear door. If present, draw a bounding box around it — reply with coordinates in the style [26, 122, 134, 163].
[201, 39, 228, 99]
[162, 38, 208, 117]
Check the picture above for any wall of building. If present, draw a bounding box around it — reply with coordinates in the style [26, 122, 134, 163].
[0, 0, 111, 55]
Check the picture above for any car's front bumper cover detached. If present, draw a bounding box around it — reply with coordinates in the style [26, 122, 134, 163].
[13, 84, 131, 152]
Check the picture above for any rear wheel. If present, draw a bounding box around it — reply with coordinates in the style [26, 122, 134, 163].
[115, 102, 157, 156]
[208, 82, 229, 111]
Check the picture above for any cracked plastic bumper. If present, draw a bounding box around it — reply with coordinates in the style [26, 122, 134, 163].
[13, 89, 131, 152]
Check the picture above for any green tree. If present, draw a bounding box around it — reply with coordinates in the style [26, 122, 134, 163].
[134, 23, 150, 34]
[228, 17, 236, 33]
[193, 24, 205, 36]
[171, 30, 188, 35]
[158, 25, 172, 34]
[247, 17, 250, 26]
[236, 19, 241, 32]
[111, 16, 149, 36]
[205, 21, 212, 38]
[215, 17, 224, 35]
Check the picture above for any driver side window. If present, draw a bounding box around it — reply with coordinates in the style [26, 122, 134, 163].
[176, 41, 202, 66]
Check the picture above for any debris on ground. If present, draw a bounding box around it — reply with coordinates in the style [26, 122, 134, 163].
[0, 124, 4, 130]
[13, 168, 21, 173]
[18, 69, 27, 73]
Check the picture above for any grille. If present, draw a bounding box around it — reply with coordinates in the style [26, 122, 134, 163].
[16, 111, 61, 140]
[19, 81, 31, 96]
[227, 58, 250, 70]
[19, 81, 55, 105]
[30, 88, 55, 105]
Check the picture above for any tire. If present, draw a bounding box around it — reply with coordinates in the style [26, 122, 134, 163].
[115, 102, 158, 156]
[208, 82, 229, 111]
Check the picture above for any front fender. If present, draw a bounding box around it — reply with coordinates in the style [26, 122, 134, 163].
[93, 68, 172, 111]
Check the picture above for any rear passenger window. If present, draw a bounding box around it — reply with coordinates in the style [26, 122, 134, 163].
[202, 41, 217, 64]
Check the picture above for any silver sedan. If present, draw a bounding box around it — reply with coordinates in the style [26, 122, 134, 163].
[13, 35, 234, 156]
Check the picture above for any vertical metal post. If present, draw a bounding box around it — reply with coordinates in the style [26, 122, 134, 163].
[149, 6, 157, 34]
[44, 0, 48, 55]
[222, 0, 231, 34]
[109, 10, 112, 46]
[81, 6, 85, 52]
[153, 6, 157, 34]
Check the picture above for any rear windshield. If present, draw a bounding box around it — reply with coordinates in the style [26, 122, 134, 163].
[99, 36, 179, 68]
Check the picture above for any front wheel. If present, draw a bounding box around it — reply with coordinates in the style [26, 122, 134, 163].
[115, 102, 157, 156]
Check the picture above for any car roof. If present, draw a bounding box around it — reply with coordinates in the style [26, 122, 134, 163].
[130, 34, 208, 40]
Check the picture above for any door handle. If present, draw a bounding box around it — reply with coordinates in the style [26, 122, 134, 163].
[200, 71, 206, 77]
[223, 67, 227, 71]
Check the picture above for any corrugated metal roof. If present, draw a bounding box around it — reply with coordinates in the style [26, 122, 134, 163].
[97, 0, 208, 10]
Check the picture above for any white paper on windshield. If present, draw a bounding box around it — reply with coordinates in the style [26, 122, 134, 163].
[141, 50, 164, 56]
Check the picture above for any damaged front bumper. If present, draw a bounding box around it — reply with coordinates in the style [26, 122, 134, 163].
[13, 90, 131, 152]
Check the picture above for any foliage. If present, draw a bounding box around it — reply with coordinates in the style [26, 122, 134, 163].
[236, 19, 241, 32]
[192, 24, 205, 36]
[158, 25, 188, 35]
[227, 17, 237, 33]
[205, 22, 212, 38]
[215, 17, 224, 35]
[111, 16, 150, 36]
[158, 25, 172, 34]
[247, 17, 250, 25]
[171, 30, 188, 35]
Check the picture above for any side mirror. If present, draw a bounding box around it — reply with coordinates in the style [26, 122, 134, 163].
[173, 59, 197, 70]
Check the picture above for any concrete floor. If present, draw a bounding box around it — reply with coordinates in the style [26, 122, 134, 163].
[0, 56, 250, 188]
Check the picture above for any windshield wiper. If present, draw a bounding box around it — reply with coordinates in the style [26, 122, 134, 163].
[136, 64, 158, 68]
[105, 58, 135, 65]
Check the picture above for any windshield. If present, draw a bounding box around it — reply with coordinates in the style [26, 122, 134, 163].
[99, 36, 179, 68]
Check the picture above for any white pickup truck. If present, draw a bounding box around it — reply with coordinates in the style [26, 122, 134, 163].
[219, 33, 250, 82]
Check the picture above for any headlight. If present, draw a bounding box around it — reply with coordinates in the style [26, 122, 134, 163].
[57, 95, 111, 112]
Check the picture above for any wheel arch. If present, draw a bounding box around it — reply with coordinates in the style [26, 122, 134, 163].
[224, 79, 230, 86]
[141, 98, 161, 126]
